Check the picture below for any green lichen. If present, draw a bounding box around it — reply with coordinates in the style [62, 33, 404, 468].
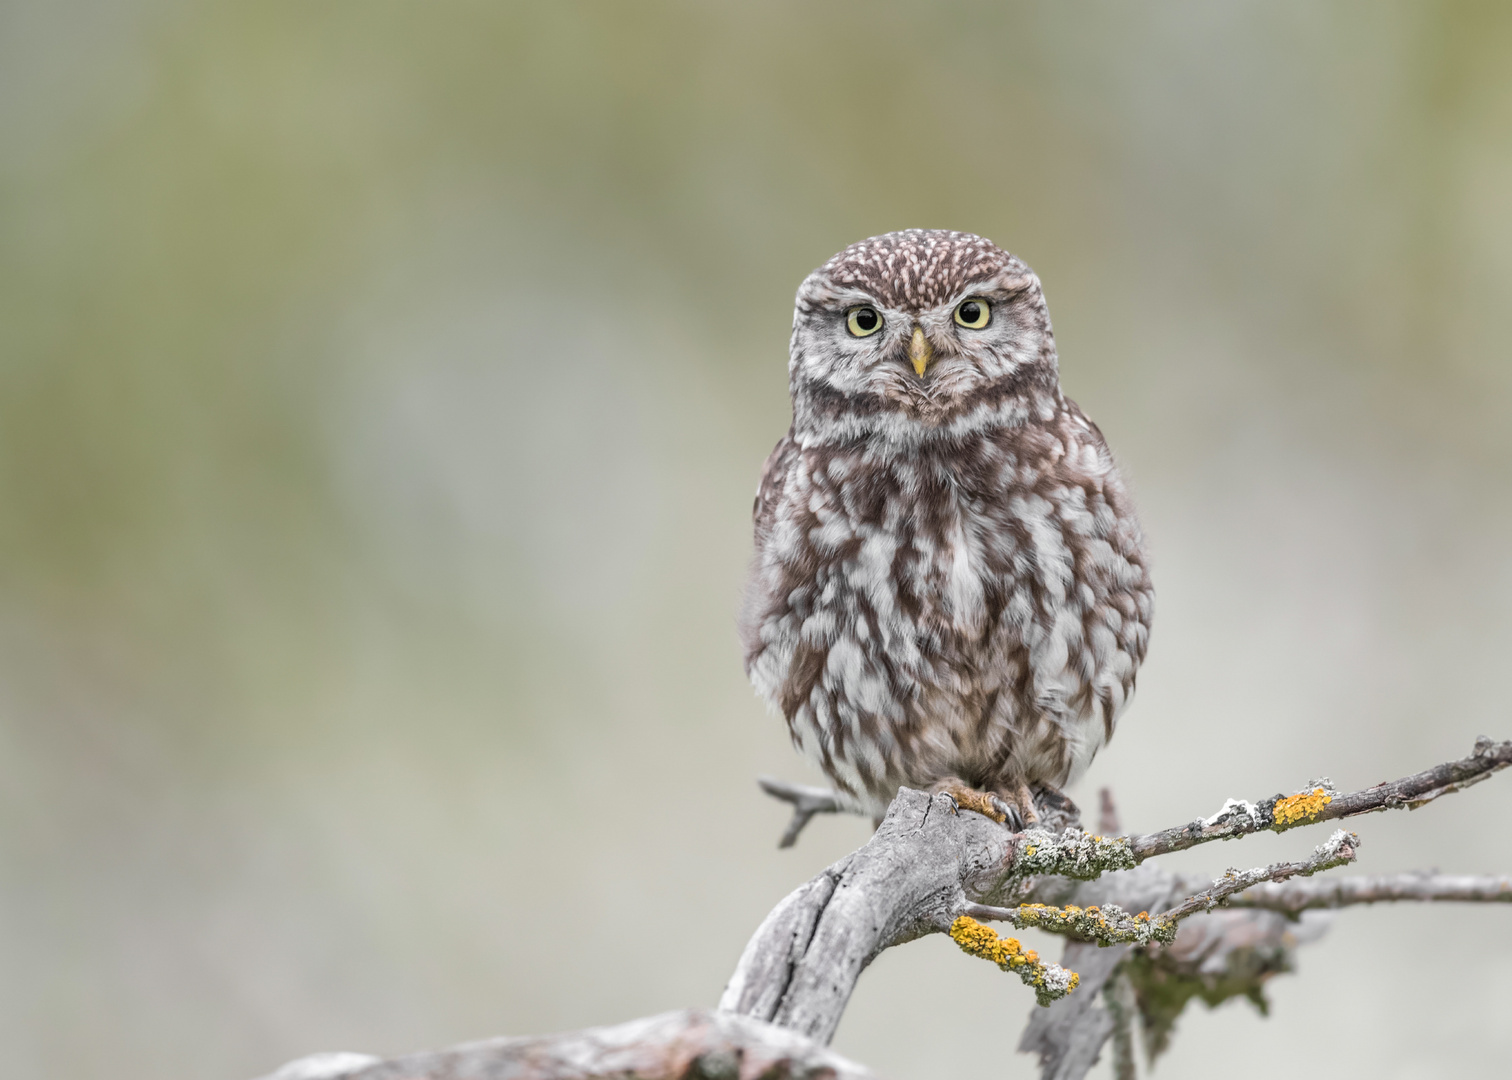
[1005, 902, 1177, 946]
[1014, 828, 1137, 880]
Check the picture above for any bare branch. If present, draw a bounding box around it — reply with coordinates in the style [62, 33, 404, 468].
[757, 776, 855, 848]
[1159, 829, 1360, 921]
[721, 788, 1030, 1042]
[259, 1009, 882, 1080]
[1098, 787, 1122, 835]
[1126, 737, 1512, 861]
[1221, 871, 1512, 914]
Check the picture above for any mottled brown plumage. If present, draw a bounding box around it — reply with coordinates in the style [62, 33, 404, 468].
[740, 230, 1152, 825]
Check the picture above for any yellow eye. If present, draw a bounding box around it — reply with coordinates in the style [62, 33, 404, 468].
[954, 298, 991, 329]
[846, 306, 883, 337]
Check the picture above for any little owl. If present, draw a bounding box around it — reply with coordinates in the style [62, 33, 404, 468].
[740, 230, 1152, 829]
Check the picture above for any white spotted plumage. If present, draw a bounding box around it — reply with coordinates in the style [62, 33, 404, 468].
[741, 231, 1153, 820]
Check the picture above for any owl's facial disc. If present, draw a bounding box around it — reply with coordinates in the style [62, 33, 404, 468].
[788, 231, 1060, 433]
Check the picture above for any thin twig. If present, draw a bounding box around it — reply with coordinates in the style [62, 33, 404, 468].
[1125, 737, 1512, 861]
[1220, 871, 1512, 914]
[756, 777, 854, 848]
[1157, 829, 1360, 921]
[1098, 787, 1122, 836]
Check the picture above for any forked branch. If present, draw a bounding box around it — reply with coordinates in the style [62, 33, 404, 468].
[757, 776, 853, 848]
[960, 827, 1361, 947]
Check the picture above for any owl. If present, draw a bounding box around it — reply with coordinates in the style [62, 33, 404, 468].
[740, 230, 1152, 829]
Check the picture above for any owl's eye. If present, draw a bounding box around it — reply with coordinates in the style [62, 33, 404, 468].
[846, 306, 883, 337]
[954, 298, 991, 329]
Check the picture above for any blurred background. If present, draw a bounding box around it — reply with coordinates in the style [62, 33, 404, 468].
[2, 2, 1510, 1078]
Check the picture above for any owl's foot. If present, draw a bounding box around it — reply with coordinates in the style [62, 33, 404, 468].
[998, 780, 1041, 830]
[932, 779, 1017, 828]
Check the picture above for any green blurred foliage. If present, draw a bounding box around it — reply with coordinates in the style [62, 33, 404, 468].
[1, 3, 1510, 1079]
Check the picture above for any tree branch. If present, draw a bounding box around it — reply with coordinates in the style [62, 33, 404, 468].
[258, 1009, 881, 1080]
[1220, 871, 1512, 914]
[262, 739, 1512, 1080]
[961, 829, 1360, 946]
[757, 776, 855, 848]
[1125, 737, 1511, 861]
[726, 737, 1511, 1078]
[1158, 829, 1359, 920]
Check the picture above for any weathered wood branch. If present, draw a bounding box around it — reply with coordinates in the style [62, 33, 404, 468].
[757, 776, 853, 848]
[1125, 736, 1512, 860]
[258, 1009, 880, 1080]
[261, 738, 1512, 1080]
[719, 788, 1036, 1043]
[1218, 871, 1512, 914]
[729, 737, 1512, 1079]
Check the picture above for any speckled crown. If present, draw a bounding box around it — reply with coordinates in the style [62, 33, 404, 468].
[820, 230, 1027, 310]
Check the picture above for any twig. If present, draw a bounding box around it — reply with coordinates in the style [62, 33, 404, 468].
[1125, 737, 1512, 861]
[1157, 829, 1360, 921]
[1099, 787, 1122, 836]
[1220, 871, 1512, 914]
[757, 776, 854, 848]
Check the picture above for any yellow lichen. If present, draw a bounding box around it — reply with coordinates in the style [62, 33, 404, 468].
[1272, 787, 1333, 827]
[950, 915, 1030, 968]
[949, 916, 1078, 1004]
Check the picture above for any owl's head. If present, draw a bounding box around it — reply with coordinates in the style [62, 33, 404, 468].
[789, 230, 1059, 438]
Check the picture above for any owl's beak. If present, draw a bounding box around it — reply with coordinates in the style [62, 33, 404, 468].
[909, 325, 933, 376]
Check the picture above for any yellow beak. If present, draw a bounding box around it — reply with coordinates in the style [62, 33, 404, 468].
[909, 325, 933, 376]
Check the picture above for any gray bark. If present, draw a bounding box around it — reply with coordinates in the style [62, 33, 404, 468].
[259, 739, 1512, 1080]
[259, 1009, 879, 1080]
[719, 788, 1020, 1044]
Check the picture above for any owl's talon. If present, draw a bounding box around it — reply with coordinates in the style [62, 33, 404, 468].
[933, 780, 1009, 825]
[989, 795, 1025, 832]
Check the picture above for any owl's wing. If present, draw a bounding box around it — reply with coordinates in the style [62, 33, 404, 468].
[752, 427, 798, 539]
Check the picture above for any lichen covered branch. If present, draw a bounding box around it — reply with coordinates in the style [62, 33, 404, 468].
[1125, 736, 1511, 861]
[1011, 826, 1139, 879]
[948, 916, 1081, 1006]
[1159, 828, 1360, 921]
[960, 829, 1358, 949]
[962, 900, 1172, 947]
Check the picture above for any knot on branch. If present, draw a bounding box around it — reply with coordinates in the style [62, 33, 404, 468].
[949, 916, 1081, 1006]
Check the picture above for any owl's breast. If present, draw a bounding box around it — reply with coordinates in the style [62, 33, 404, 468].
[741, 415, 1152, 803]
